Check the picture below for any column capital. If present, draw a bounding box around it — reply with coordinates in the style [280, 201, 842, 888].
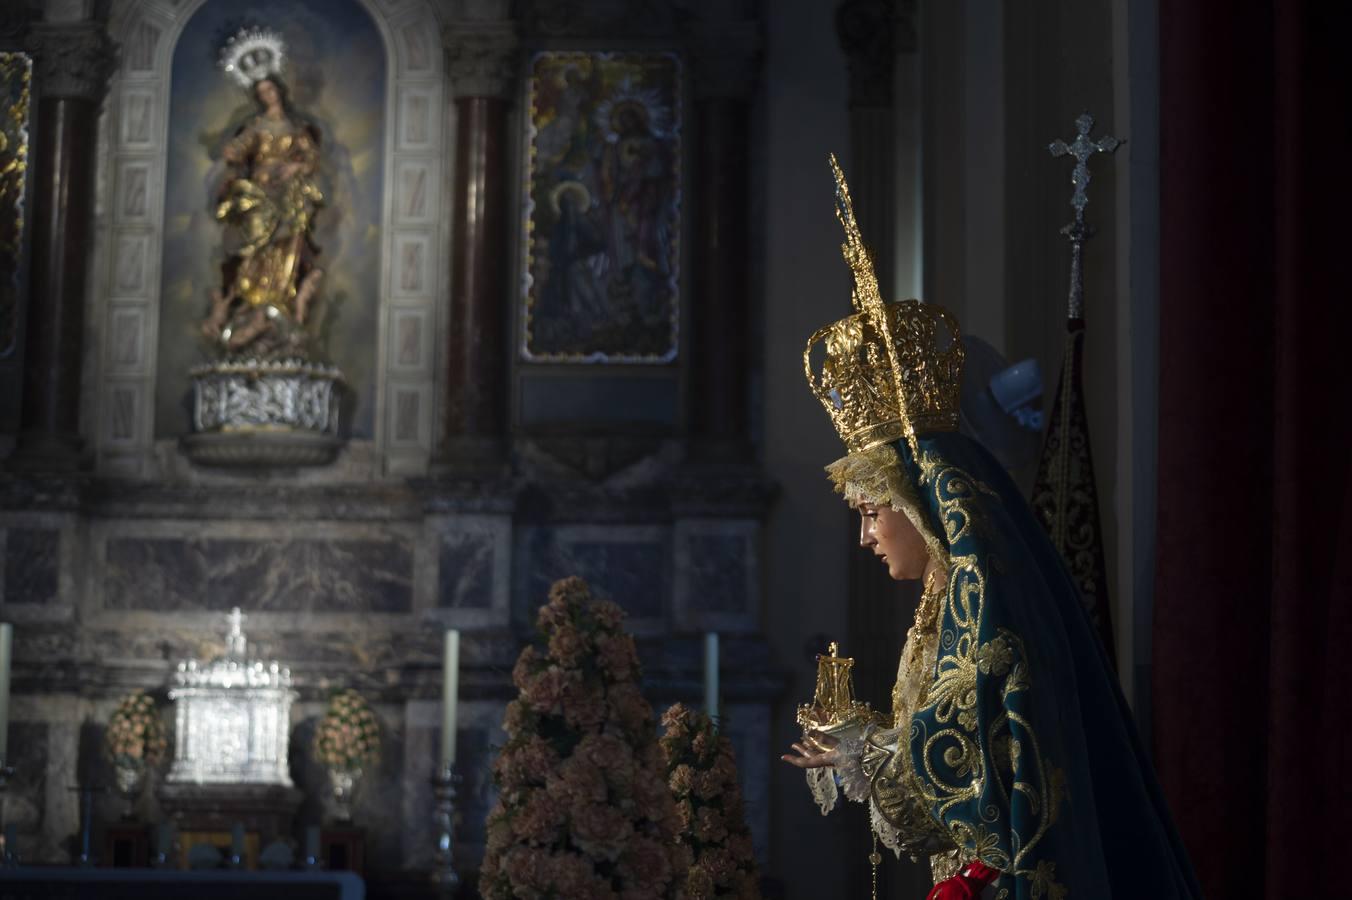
[443, 21, 520, 101]
[685, 20, 761, 101]
[26, 22, 115, 103]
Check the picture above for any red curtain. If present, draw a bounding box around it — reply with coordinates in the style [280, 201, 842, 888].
[1155, 2, 1352, 898]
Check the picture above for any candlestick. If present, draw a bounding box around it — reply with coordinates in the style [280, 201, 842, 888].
[303, 825, 320, 870]
[0, 623, 11, 760]
[151, 822, 173, 868]
[441, 629, 460, 766]
[431, 763, 461, 891]
[229, 821, 244, 868]
[704, 632, 720, 725]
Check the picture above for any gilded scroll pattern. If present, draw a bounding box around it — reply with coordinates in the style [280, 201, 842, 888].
[900, 454, 1068, 896]
[0, 52, 31, 360]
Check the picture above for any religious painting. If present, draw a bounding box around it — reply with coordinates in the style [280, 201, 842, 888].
[156, 0, 386, 438]
[0, 53, 31, 361]
[522, 52, 682, 363]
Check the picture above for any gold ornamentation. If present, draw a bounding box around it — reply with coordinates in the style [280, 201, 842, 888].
[200, 66, 326, 360]
[796, 641, 880, 734]
[802, 156, 964, 455]
[0, 52, 30, 359]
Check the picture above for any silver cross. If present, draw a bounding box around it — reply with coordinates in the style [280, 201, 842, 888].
[225, 606, 248, 656]
[1048, 113, 1121, 218]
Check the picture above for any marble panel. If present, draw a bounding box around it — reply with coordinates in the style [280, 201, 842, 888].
[396, 160, 432, 223]
[521, 526, 668, 625]
[438, 530, 494, 609]
[108, 306, 147, 373]
[674, 519, 759, 631]
[723, 703, 770, 865]
[123, 18, 161, 75]
[398, 87, 435, 150]
[3, 527, 59, 605]
[387, 383, 430, 450]
[103, 536, 414, 613]
[455, 727, 494, 845]
[400, 23, 433, 73]
[106, 384, 140, 444]
[112, 234, 150, 296]
[6, 722, 48, 835]
[393, 231, 432, 298]
[389, 307, 429, 372]
[119, 90, 155, 148]
[116, 161, 152, 223]
[685, 533, 751, 613]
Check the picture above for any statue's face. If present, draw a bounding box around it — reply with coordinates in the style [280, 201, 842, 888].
[858, 503, 930, 581]
[255, 79, 281, 110]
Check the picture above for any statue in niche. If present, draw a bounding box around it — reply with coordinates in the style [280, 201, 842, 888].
[201, 30, 325, 361]
[181, 28, 344, 465]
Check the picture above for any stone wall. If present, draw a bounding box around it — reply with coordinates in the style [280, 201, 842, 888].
[0, 462, 781, 890]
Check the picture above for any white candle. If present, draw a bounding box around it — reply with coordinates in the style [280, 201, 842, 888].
[703, 632, 719, 726]
[0, 623, 11, 760]
[441, 629, 460, 767]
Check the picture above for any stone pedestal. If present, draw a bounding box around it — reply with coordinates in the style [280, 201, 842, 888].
[182, 361, 345, 467]
[157, 783, 304, 845]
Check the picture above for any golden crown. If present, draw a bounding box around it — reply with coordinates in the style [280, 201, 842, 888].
[803, 156, 964, 454]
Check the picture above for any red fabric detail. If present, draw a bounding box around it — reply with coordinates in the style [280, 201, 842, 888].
[925, 862, 1000, 900]
[1155, 1, 1352, 897]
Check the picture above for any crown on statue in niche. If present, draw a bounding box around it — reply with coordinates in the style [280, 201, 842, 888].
[803, 155, 965, 454]
[219, 27, 286, 88]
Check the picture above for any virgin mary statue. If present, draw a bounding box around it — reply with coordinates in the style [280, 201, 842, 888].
[781, 157, 1200, 899]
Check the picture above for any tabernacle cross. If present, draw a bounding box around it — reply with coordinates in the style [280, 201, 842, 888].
[1048, 112, 1121, 221]
[226, 606, 247, 656]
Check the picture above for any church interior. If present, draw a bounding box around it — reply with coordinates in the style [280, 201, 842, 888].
[0, 0, 1345, 898]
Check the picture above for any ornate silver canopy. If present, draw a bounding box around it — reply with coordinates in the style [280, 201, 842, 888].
[167, 608, 296, 786]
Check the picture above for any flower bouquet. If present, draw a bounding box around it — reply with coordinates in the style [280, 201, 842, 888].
[105, 690, 168, 819]
[661, 703, 762, 899]
[312, 689, 381, 822]
[481, 576, 682, 899]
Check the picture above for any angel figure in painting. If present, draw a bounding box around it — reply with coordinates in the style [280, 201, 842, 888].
[201, 29, 324, 360]
[781, 157, 1200, 899]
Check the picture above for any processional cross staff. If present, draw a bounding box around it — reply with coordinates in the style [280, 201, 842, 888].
[1048, 112, 1121, 319]
[1032, 112, 1123, 665]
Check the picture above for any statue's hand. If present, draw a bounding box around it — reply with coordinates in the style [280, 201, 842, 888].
[780, 730, 842, 769]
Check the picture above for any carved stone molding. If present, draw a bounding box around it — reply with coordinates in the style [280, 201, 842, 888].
[0, 4, 36, 50]
[26, 23, 115, 102]
[685, 21, 761, 101]
[443, 21, 519, 100]
[522, 0, 676, 38]
[835, 0, 896, 109]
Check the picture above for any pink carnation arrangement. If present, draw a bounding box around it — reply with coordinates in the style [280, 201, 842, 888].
[312, 689, 381, 771]
[481, 577, 682, 900]
[660, 704, 761, 900]
[105, 690, 168, 769]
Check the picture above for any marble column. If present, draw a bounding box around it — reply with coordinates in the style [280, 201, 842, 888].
[687, 24, 760, 462]
[11, 23, 113, 470]
[438, 23, 518, 470]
